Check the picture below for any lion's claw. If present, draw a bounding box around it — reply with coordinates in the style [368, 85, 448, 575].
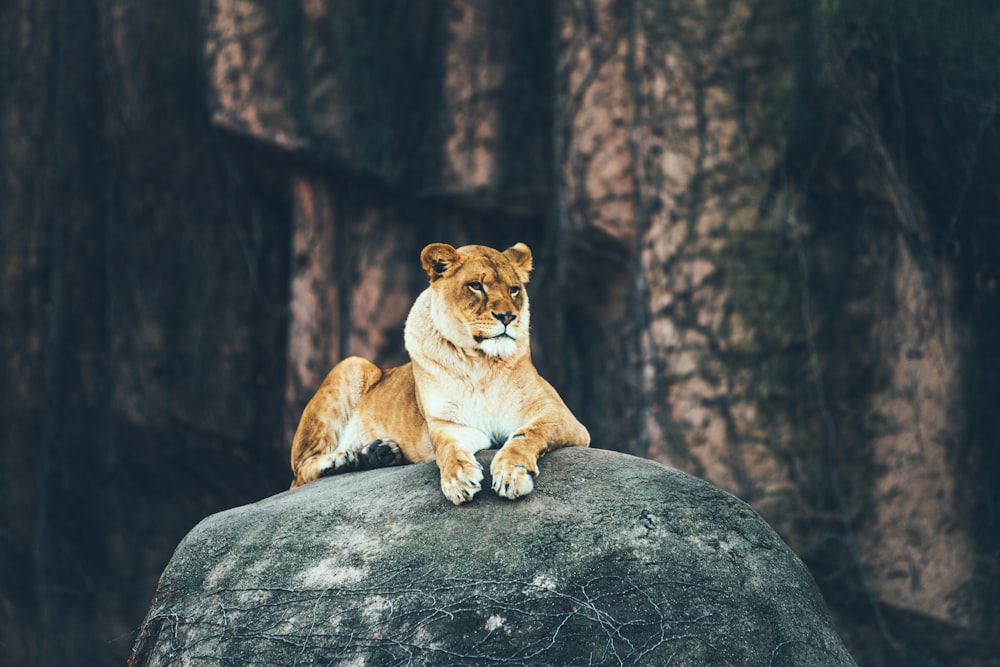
[440, 459, 484, 505]
[490, 459, 536, 499]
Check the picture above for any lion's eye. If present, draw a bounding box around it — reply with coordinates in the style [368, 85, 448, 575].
[509, 286, 520, 297]
[467, 281, 484, 293]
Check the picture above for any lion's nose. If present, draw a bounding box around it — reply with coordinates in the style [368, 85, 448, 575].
[493, 311, 516, 326]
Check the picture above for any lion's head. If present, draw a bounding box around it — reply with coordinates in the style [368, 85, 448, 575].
[419, 242, 533, 358]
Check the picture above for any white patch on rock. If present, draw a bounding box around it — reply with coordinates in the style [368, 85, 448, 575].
[685, 534, 738, 556]
[294, 528, 387, 589]
[530, 572, 558, 591]
[363, 594, 390, 623]
[410, 626, 443, 652]
[297, 560, 368, 589]
[201, 524, 273, 589]
[484, 614, 506, 631]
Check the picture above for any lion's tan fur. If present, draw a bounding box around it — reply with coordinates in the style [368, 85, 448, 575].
[289, 242, 590, 504]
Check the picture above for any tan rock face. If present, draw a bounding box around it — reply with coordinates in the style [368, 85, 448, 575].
[205, 0, 304, 147]
[442, 2, 503, 191]
[860, 239, 971, 625]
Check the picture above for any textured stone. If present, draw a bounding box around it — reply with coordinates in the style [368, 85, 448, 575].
[132, 448, 856, 666]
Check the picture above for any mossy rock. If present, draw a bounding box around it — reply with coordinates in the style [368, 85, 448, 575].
[131, 448, 856, 666]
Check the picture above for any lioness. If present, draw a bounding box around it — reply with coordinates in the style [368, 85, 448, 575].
[289, 242, 590, 504]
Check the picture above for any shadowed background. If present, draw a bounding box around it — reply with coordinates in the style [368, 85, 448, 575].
[1, 0, 998, 665]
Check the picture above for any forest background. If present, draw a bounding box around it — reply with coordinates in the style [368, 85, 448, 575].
[2, 1, 998, 665]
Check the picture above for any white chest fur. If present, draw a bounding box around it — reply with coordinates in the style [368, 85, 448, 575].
[405, 288, 534, 447]
[420, 381, 524, 447]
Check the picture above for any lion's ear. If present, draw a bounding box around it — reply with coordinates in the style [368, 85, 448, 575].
[503, 243, 533, 284]
[421, 243, 461, 282]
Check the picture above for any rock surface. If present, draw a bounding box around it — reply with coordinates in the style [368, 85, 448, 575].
[131, 448, 856, 666]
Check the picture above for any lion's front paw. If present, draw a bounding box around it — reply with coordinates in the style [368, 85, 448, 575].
[490, 455, 537, 500]
[316, 448, 361, 478]
[439, 457, 484, 505]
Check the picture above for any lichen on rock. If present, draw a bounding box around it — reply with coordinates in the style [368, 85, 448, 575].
[131, 448, 856, 666]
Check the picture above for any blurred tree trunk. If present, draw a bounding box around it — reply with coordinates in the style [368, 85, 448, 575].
[1, 1, 998, 666]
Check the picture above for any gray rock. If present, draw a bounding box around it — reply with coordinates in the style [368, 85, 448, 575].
[131, 448, 857, 666]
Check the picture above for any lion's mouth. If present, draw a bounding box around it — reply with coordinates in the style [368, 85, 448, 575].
[474, 332, 514, 343]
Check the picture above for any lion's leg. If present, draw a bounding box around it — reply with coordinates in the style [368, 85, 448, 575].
[347, 366, 431, 470]
[490, 416, 590, 500]
[429, 422, 491, 505]
[289, 356, 383, 488]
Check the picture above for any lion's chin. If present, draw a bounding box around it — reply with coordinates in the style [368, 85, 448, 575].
[478, 335, 518, 358]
